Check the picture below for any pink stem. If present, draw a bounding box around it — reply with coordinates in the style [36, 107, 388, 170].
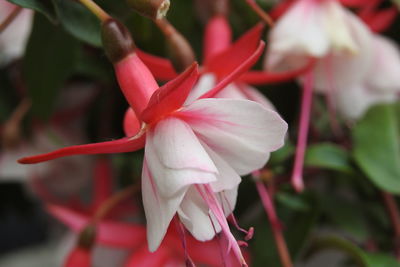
[291, 71, 314, 192]
[255, 179, 293, 267]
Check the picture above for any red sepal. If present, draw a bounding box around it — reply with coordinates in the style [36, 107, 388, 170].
[136, 49, 178, 81]
[200, 41, 265, 99]
[47, 204, 146, 248]
[204, 23, 264, 79]
[240, 58, 316, 85]
[141, 62, 199, 124]
[64, 247, 91, 267]
[18, 135, 145, 164]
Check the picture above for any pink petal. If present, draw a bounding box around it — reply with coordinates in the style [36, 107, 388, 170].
[204, 23, 264, 79]
[200, 41, 265, 99]
[141, 62, 199, 124]
[123, 108, 141, 136]
[203, 15, 232, 65]
[136, 49, 178, 81]
[18, 135, 146, 164]
[141, 161, 188, 251]
[178, 98, 288, 175]
[145, 117, 217, 197]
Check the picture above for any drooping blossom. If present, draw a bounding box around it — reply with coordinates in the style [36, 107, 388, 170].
[19, 18, 287, 266]
[0, 1, 33, 66]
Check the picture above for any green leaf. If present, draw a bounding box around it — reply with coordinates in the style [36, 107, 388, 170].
[52, 0, 101, 46]
[306, 236, 400, 267]
[352, 103, 400, 194]
[23, 14, 79, 120]
[7, 0, 56, 22]
[305, 143, 353, 173]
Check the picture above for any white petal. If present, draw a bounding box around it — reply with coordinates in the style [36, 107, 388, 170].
[313, 7, 373, 93]
[145, 117, 218, 197]
[270, 0, 330, 57]
[215, 83, 275, 110]
[336, 84, 397, 120]
[0, 2, 33, 66]
[178, 187, 221, 241]
[366, 35, 400, 92]
[185, 73, 216, 105]
[201, 142, 241, 192]
[180, 99, 288, 175]
[141, 161, 187, 251]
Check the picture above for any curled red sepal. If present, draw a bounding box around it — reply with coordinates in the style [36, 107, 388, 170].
[204, 23, 264, 78]
[18, 133, 146, 164]
[141, 62, 199, 124]
[136, 49, 178, 81]
[240, 58, 316, 85]
[200, 41, 265, 99]
[47, 204, 147, 248]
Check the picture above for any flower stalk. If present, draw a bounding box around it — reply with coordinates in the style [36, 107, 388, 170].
[253, 173, 293, 267]
[77, 0, 110, 22]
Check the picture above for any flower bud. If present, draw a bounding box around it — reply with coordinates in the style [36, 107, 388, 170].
[126, 0, 170, 20]
[101, 19, 135, 63]
[155, 19, 196, 72]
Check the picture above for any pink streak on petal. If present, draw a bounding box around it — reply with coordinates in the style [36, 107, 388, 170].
[141, 63, 199, 124]
[196, 184, 247, 267]
[200, 41, 265, 99]
[240, 58, 316, 85]
[203, 15, 232, 65]
[18, 134, 146, 164]
[136, 49, 178, 81]
[291, 71, 314, 193]
[115, 53, 159, 116]
[204, 23, 264, 79]
[123, 107, 141, 136]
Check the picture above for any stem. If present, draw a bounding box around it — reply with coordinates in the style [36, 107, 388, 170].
[77, 0, 111, 22]
[92, 184, 139, 223]
[1, 98, 31, 148]
[254, 179, 293, 267]
[245, 0, 274, 27]
[381, 192, 400, 260]
[0, 5, 22, 34]
[291, 71, 314, 193]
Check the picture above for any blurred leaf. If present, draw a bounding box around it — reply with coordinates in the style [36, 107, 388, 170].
[276, 192, 310, 212]
[305, 143, 353, 173]
[7, 0, 56, 22]
[52, 0, 101, 46]
[305, 236, 400, 267]
[252, 193, 319, 266]
[320, 195, 368, 242]
[269, 141, 295, 166]
[363, 253, 400, 267]
[352, 103, 400, 194]
[23, 14, 79, 120]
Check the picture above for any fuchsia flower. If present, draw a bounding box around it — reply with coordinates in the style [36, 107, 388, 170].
[19, 19, 288, 266]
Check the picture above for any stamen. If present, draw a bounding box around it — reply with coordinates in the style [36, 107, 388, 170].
[196, 184, 247, 267]
[173, 216, 196, 267]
